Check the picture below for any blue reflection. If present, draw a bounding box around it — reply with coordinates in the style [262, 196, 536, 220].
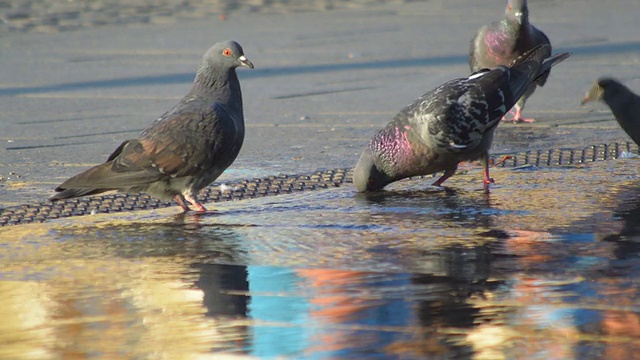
[248, 266, 311, 358]
[247, 266, 412, 359]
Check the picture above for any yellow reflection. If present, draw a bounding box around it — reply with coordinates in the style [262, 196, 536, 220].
[0, 223, 249, 359]
[0, 281, 55, 360]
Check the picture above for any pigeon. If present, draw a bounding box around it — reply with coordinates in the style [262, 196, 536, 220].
[581, 78, 640, 146]
[50, 40, 254, 212]
[353, 44, 570, 192]
[469, 0, 552, 123]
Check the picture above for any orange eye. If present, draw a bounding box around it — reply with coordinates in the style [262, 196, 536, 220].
[223, 48, 232, 57]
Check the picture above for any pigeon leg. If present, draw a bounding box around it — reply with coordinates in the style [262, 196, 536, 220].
[501, 108, 519, 122]
[184, 193, 208, 213]
[174, 195, 192, 212]
[511, 105, 535, 123]
[493, 155, 512, 167]
[432, 169, 456, 186]
[482, 155, 495, 185]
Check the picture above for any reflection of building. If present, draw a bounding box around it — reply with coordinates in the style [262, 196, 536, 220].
[247, 266, 413, 359]
[0, 281, 54, 360]
[0, 222, 255, 359]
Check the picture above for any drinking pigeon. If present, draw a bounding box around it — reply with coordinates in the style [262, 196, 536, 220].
[50, 40, 254, 212]
[469, 0, 552, 123]
[353, 44, 570, 192]
[581, 78, 640, 146]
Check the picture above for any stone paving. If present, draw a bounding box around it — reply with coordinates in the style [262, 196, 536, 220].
[0, 0, 639, 208]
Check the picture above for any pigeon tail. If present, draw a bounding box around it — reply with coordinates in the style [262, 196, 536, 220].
[50, 187, 111, 201]
[54, 161, 160, 192]
[506, 45, 570, 100]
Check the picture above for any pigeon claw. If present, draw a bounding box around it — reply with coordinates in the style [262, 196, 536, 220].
[493, 155, 512, 167]
[182, 193, 208, 213]
[501, 108, 535, 123]
[194, 203, 208, 213]
[510, 107, 535, 123]
[511, 117, 536, 123]
[174, 195, 192, 212]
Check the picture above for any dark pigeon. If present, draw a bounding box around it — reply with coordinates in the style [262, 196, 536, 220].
[353, 44, 570, 192]
[469, 0, 552, 123]
[50, 40, 254, 212]
[581, 78, 640, 146]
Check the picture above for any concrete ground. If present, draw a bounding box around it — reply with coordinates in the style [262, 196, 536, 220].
[0, 0, 639, 208]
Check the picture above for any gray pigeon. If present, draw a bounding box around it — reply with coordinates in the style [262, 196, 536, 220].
[581, 78, 640, 146]
[353, 45, 570, 192]
[50, 40, 254, 212]
[469, 0, 551, 123]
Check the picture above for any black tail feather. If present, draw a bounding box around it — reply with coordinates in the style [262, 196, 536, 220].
[49, 187, 111, 201]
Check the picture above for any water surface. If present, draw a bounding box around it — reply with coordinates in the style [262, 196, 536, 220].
[1, 160, 640, 359]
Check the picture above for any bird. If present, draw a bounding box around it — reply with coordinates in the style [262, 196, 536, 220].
[50, 40, 254, 213]
[469, 0, 552, 123]
[581, 78, 640, 146]
[353, 44, 570, 193]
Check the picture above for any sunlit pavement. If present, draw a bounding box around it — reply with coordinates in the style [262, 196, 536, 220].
[1, 0, 640, 358]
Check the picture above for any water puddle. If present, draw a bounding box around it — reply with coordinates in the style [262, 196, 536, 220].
[1, 160, 640, 359]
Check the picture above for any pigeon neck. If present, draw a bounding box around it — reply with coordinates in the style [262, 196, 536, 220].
[605, 86, 637, 125]
[192, 65, 243, 111]
[503, 15, 530, 32]
[371, 124, 415, 178]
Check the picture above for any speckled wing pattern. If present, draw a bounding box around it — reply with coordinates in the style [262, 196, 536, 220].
[401, 67, 516, 154]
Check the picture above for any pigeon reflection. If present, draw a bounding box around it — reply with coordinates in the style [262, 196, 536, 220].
[600, 182, 640, 257]
[240, 258, 503, 358]
[354, 185, 495, 229]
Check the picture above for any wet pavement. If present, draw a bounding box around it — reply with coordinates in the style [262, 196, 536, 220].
[2, 160, 640, 359]
[1, 0, 640, 358]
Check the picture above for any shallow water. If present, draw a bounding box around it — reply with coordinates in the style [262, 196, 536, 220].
[1, 160, 640, 359]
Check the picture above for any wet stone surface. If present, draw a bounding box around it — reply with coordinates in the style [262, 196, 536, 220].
[1, 141, 637, 226]
[1, 158, 640, 358]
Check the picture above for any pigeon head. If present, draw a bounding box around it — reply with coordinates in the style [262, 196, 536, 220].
[353, 148, 394, 192]
[203, 40, 254, 70]
[581, 78, 624, 105]
[505, 0, 528, 24]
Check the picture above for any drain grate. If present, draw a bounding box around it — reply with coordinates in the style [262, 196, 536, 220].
[1, 141, 637, 226]
[0, 169, 349, 226]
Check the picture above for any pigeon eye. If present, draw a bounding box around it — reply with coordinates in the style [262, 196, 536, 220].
[223, 48, 232, 57]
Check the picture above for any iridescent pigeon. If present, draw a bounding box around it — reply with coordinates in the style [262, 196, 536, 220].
[581, 78, 640, 146]
[50, 40, 254, 212]
[353, 45, 570, 192]
[470, 0, 552, 123]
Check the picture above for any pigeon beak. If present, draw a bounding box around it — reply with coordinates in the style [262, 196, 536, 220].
[580, 84, 602, 106]
[514, 11, 523, 24]
[238, 55, 254, 69]
[580, 95, 591, 106]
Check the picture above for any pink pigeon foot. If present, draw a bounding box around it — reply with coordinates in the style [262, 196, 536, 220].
[174, 195, 192, 212]
[183, 193, 208, 213]
[501, 108, 518, 122]
[510, 106, 536, 123]
[482, 156, 495, 186]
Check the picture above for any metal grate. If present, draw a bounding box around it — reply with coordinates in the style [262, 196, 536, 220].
[1, 141, 638, 226]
